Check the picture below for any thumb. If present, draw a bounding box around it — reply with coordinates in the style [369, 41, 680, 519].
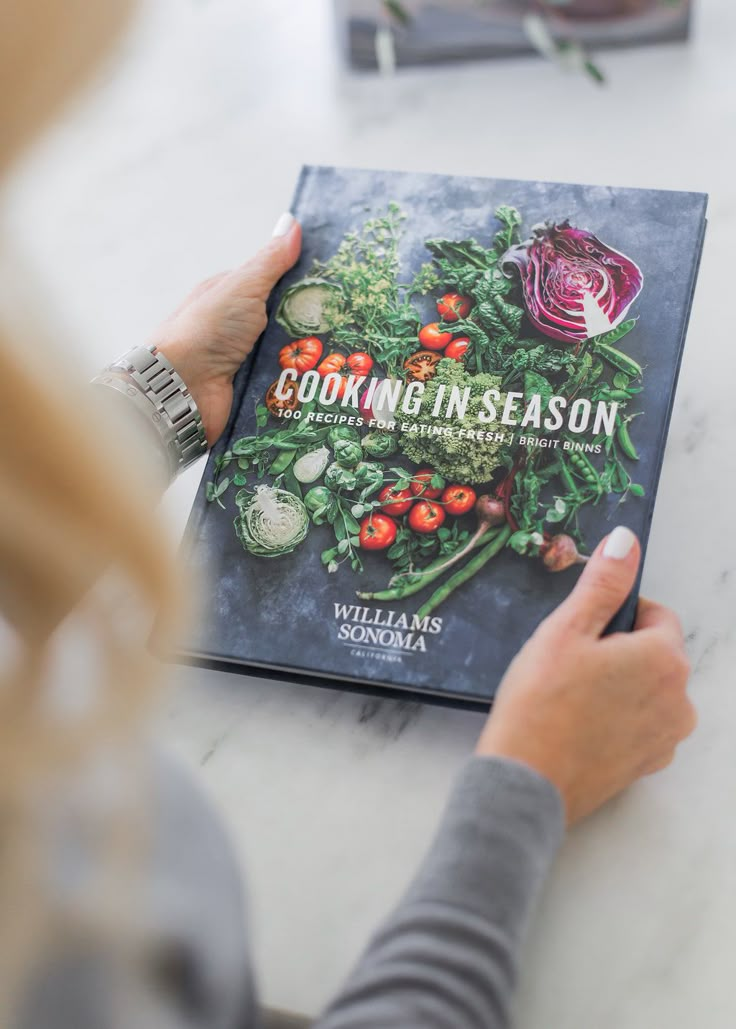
[552, 525, 641, 637]
[236, 213, 302, 301]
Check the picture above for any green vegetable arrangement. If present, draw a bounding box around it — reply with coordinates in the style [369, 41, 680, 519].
[207, 202, 647, 615]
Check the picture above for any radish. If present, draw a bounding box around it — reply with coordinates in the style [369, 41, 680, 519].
[542, 534, 589, 572]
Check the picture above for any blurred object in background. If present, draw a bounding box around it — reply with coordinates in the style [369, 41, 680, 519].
[337, 0, 691, 76]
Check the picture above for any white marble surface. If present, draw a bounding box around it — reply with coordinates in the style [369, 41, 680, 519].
[3, 0, 736, 1022]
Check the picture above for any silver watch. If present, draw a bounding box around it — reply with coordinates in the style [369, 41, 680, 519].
[93, 345, 208, 477]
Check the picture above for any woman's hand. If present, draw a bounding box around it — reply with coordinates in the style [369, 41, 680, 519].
[151, 213, 301, 445]
[477, 526, 696, 825]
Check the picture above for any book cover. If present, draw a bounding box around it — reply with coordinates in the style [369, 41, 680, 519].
[179, 165, 707, 705]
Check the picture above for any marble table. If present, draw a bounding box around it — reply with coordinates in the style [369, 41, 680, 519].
[3, 0, 735, 1023]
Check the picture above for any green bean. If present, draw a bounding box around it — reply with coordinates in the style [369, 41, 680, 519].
[617, 419, 639, 460]
[356, 527, 502, 601]
[593, 343, 643, 379]
[415, 526, 512, 619]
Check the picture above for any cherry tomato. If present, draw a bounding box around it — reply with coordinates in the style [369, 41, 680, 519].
[359, 513, 398, 550]
[265, 378, 299, 416]
[437, 293, 472, 323]
[408, 500, 445, 534]
[418, 323, 453, 351]
[378, 485, 414, 517]
[444, 337, 470, 362]
[410, 468, 444, 499]
[403, 350, 442, 383]
[317, 352, 346, 376]
[441, 485, 477, 516]
[346, 352, 373, 376]
[278, 336, 323, 374]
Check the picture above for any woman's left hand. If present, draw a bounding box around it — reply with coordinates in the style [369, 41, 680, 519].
[151, 213, 301, 446]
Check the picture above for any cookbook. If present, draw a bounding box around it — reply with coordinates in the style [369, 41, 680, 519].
[179, 165, 707, 705]
[338, 0, 692, 71]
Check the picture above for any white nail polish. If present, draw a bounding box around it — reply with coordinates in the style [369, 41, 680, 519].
[272, 212, 295, 238]
[603, 525, 636, 560]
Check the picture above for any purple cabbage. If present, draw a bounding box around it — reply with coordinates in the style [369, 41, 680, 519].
[502, 221, 643, 344]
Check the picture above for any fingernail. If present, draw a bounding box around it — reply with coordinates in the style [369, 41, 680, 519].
[603, 526, 636, 560]
[272, 212, 295, 238]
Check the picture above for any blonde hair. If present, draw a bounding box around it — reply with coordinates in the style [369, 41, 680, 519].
[0, 0, 183, 1012]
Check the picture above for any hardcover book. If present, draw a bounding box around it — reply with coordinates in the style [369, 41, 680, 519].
[337, 0, 692, 71]
[179, 165, 707, 705]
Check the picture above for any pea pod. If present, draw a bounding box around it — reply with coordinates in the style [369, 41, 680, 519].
[558, 457, 580, 498]
[592, 318, 637, 348]
[268, 449, 296, 475]
[613, 460, 630, 493]
[617, 418, 639, 461]
[593, 343, 643, 379]
[567, 448, 599, 487]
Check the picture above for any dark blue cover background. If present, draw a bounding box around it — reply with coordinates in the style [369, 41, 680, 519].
[182, 166, 707, 703]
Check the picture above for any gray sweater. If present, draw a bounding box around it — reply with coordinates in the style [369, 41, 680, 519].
[20, 753, 563, 1029]
[57, 383, 565, 1028]
[316, 756, 564, 1029]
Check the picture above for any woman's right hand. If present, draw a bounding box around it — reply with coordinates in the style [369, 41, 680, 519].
[477, 526, 696, 825]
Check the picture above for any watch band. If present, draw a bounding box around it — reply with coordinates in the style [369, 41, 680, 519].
[93, 345, 208, 477]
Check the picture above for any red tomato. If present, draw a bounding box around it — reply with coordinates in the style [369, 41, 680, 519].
[359, 513, 398, 550]
[346, 352, 373, 376]
[279, 336, 323, 374]
[418, 323, 453, 351]
[403, 350, 442, 383]
[408, 500, 445, 534]
[317, 352, 346, 377]
[444, 337, 470, 362]
[437, 293, 472, 323]
[441, 485, 477, 517]
[410, 468, 444, 499]
[378, 485, 414, 517]
[265, 378, 299, 416]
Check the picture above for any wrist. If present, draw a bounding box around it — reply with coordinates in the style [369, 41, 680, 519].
[475, 723, 573, 823]
[154, 339, 230, 446]
[93, 345, 208, 477]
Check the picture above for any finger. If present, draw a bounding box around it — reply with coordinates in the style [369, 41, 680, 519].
[551, 525, 641, 638]
[634, 596, 686, 649]
[235, 214, 302, 301]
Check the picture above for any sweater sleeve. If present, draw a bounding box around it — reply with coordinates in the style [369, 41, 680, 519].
[314, 756, 565, 1029]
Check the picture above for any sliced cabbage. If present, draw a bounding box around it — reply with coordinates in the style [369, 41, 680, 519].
[234, 486, 308, 557]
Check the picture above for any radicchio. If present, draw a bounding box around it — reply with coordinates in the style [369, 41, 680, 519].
[502, 221, 643, 344]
